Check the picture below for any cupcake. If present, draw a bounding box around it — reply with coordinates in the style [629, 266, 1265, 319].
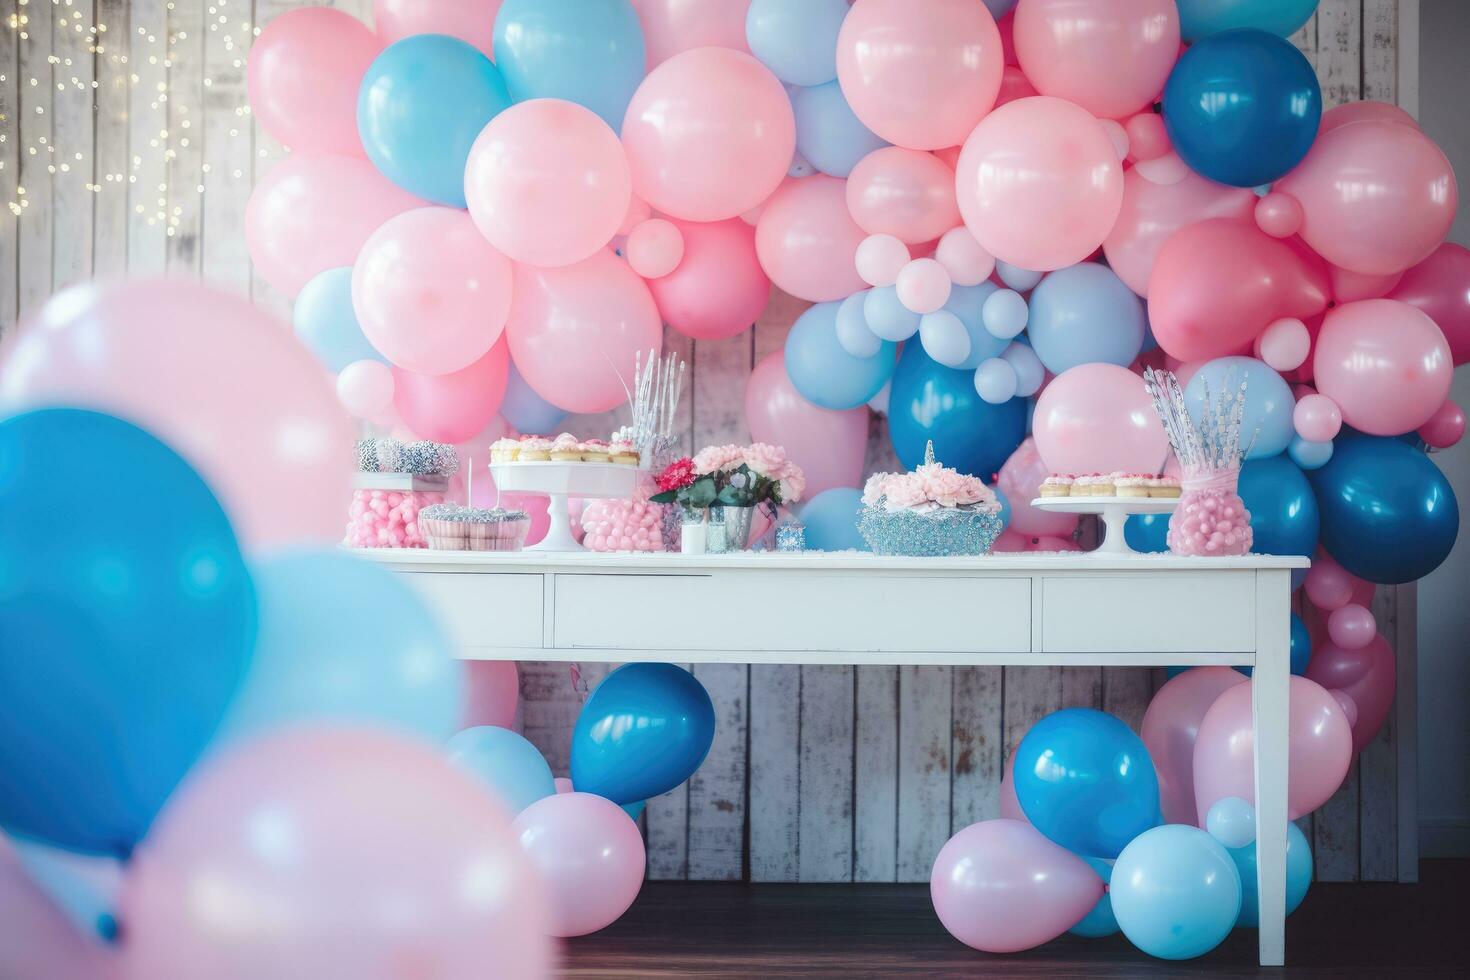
[1090, 472, 1117, 497]
[421, 504, 531, 551]
[517, 435, 554, 462]
[489, 437, 521, 464]
[1114, 473, 1150, 498]
[1148, 475, 1182, 498]
[1039, 474, 1074, 498]
[580, 438, 611, 464]
[549, 432, 584, 462]
[608, 437, 640, 466]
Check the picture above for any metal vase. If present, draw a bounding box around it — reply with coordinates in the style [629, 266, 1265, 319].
[712, 505, 755, 553]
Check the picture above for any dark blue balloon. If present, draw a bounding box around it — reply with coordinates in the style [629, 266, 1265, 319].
[0, 410, 256, 856]
[570, 664, 715, 805]
[1013, 708, 1162, 860]
[888, 341, 1027, 480]
[1235, 612, 1312, 678]
[1308, 435, 1459, 584]
[1125, 512, 1170, 553]
[1162, 29, 1321, 187]
[1239, 455, 1319, 589]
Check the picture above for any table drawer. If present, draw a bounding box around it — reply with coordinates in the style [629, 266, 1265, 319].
[1040, 574, 1255, 653]
[553, 573, 1031, 653]
[400, 572, 543, 650]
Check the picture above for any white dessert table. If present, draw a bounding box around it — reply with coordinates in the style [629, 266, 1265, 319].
[365, 549, 1307, 967]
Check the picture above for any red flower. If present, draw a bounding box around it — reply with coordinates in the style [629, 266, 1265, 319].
[655, 457, 697, 493]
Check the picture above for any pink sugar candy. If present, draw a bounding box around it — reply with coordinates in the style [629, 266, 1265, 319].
[387, 492, 403, 506]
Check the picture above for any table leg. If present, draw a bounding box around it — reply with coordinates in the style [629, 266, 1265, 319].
[1253, 569, 1291, 967]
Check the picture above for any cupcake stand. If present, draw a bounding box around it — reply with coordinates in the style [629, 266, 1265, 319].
[1030, 496, 1178, 555]
[490, 461, 639, 552]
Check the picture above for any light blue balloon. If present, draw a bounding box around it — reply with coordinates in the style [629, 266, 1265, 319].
[1070, 856, 1119, 938]
[501, 361, 568, 435]
[294, 268, 385, 372]
[1112, 825, 1243, 960]
[1229, 822, 1313, 927]
[1028, 263, 1146, 374]
[786, 300, 897, 410]
[1288, 435, 1334, 470]
[1002, 342, 1045, 397]
[836, 290, 882, 357]
[993, 484, 1012, 528]
[1186, 356, 1295, 459]
[792, 81, 887, 178]
[788, 152, 815, 178]
[864, 284, 921, 342]
[493, 0, 645, 130]
[919, 310, 972, 367]
[974, 358, 1018, 404]
[746, 0, 849, 87]
[981, 288, 1029, 340]
[11, 838, 122, 941]
[1206, 796, 1257, 849]
[940, 282, 1008, 369]
[996, 260, 1042, 291]
[358, 35, 513, 206]
[447, 726, 556, 815]
[1178, 0, 1320, 42]
[800, 488, 869, 551]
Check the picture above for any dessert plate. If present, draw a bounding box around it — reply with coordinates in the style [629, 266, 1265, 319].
[1031, 496, 1179, 555]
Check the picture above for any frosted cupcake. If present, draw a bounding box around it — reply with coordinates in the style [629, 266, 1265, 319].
[1114, 473, 1151, 498]
[1040, 474, 1074, 497]
[1148, 475, 1182, 499]
[581, 438, 611, 464]
[549, 432, 584, 462]
[608, 436, 640, 466]
[517, 435, 554, 462]
[489, 437, 521, 464]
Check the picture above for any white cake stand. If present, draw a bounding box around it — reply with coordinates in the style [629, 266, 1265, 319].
[490, 461, 639, 552]
[1030, 496, 1179, 556]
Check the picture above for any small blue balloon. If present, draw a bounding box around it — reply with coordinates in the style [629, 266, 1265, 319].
[1233, 610, 1313, 679]
[1013, 708, 1162, 859]
[799, 487, 869, 551]
[1206, 796, 1257, 849]
[940, 282, 1008, 369]
[1070, 856, 1120, 938]
[293, 267, 385, 372]
[1239, 455, 1319, 587]
[1001, 341, 1045, 397]
[1027, 263, 1146, 374]
[1229, 821, 1313, 927]
[1163, 29, 1321, 187]
[919, 310, 973, 367]
[1288, 434, 1334, 470]
[835, 290, 882, 357]
[571, 664, 716, 805]
[447, 726, 557, 815]
[1178, 0, 1320, 42]
[791, 81, 887, 178]
[1126, 512, 1171, 553]
[974, 358, 1018, 404]
[493, 0, 646, 130]
[981, 288, 1029, 340]
[1186, 356, 1295, 459]
[501, 362, 568, 435]
[995, 260, 1042, 292]
[746, 0, 849, 87]
[993, 484, 1012, 528]
[864, 284, 921, 341]
[1112, 825, 1243, 960]
[358, 35, 513, 206]
[786, 300, 897, 410]
[888, 341, 1028, 479]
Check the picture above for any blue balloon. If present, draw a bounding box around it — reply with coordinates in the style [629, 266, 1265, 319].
[982, 0, 1019, 18]
[792, 81, 887, 178]
[746, 0, 849, 87]
[1288, 434, 1334, 470]
[1239, 455, 1319, 587]
[941, 282, 1009, 369]
[1112, 825, 1243, 960]
[1027, 263, 1146, 374]
[447, 726, 556, 815]
[358, 35, 512, 206]
[1125, 511, 1170, 553]
[1229, 821, 1312, 927]
[1186, 356, 1295, 459]
[1013, 708, 1161, 859]
[1205, 796, 1257, 849]
[864, 284, 921, 341]
[1162, 29, 1321, 187]
[293, 267, 385, 372]
[213, 550, 462, 747]
[622, 800, 647, 821]
[800, 487, 869, 551]
[1070, 856, 1120, 938]
[1177, 0, 1320, 42]
[501, 362, 568, 435]
[786, 300, 897, 410]
[10, 838, 122, 941]
[570, 664, 716, 805]
[493, 0, 646, 130]
[993, 485, 1012, 528]
[835, 289, 883, 357]
[1232, 609, 1312, 678]
[889, 342, 1027, 480]
[1308, 435, 1460, 584]
[0, 410, 256, 856]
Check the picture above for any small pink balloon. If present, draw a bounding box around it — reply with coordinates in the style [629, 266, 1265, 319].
[626, 218, 685, 279]
[1327, 603, 1376, 651]
[1100, 119, 1130, 160]
[931, 819, 1105, 954]
[755, 174, 867, 301]
[1126, 111, 1172, 161]
[1329, 264, 1403, 303]
[513, 792, 646, 938]
[1319, 99, 1419, 135]
[1307, 634, 1396, 754]
[995, 436, 1079, 537]
[855, 233, 911, 288]
[1142, 667, 1250, 825]
[1292, 392, 1343, 442]
[1033, 363, 1169, 475]
[846, 147, 961, 245]
[1255, 192, 1303, 239]
[1389, 243, 1470, 366]
[618, 195, 653, 236]
[895, 258, 951, 314]
[247, 8, 380, 157]
[1258, 317, 1311, 372]
[393, 341, 511, 444]
[630, 0, 752, 69]
[647, 218, 771, 340]
[746, 351, 869, 497]
[933, 226, 995, 287]
[1103, 168, 1256, 297]
[462, 660, 519, 729]
[1304, 550, 1355, 612]
[1133, 148, 1190, 185]
[1313, 299, 1453, 436]
[1330, 689, 1360, 729]
[1419, 399, 1466, 449]
[374, 0, 500, 59]
[336, 360, 395, 419]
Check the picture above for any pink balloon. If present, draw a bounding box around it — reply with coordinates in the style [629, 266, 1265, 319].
[248, 9, 379, 157]
[1033, 363, 1169, 475]
[353, 207, 513, 376]
[930, 820, 1105, 953]
[466, 99, 631, 268]
[1103, 168, 1256, 297]
[1307, 634, 1396, 755]
[836, 0, 1002, 150]
[622, 47, 794, 222]
[393, 341, 510, 444]
[374, 0, 501, 59]
[1329, 264, 1403, 303]
[647, 218, 771, 340]
[855, 233, 911, 288]
[462, 660, 519, 729]
[846, 148, 961, 245]
[554, 777, 574, 794]
[995, 437, 1079, 537]
[1141, 667, 1250, 825]
[1013, 0, 1179, 120]
[1193, 676, 1353, 823]
[1275, 119, 1458, 276]
[895, 258, 951, 315]
[0, 280, 352, 551]
[1303, 550, 1355, 612]
[994, 65, 1039, 110]
[1255, 192, 1303, 239]
[246, 154, 421, 298]
[956, 96, 1124, 271]
[630, 0, 752, 69]
[1147, 219, 1331, 362]
[626, 218, 685, 279]
[1319, 99, 1419, 135]
[1126, 111, 1172, 162]
[933, 227, 995, 287]
[1292, 393, 1342, 443]
[755, 174, 867, 302]
[1327, 603, 1376, 652]
[745, 351, 868, 497]
[337, 360, 395, 419]
[1419, 399, 1467, 449]
[119, 729, 551, 980]
[1258, 317, 1311, 372]
[0, 836, 111, 980]
[1389, 243, 1470, 366]
[503, 492, 555, 546]
[1027, 534, 1084, 552]
[512, 793, 646, 938]
[1330, 689, 1360, 729]
[1312, 299, 1453, 436]
[506, 250, 663, 414]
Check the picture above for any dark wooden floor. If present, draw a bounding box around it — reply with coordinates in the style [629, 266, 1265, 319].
[558, 860, 1467, 978]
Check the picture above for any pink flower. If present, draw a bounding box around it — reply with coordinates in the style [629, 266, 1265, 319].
[862, 472, 891, 507]
[779, 469, 806, 504]
[918, 464, 987, 508]
[654, 457, 696, 493]
[693, 443, 745, 474]
[880, 473, 929, 509]
[743, 442, 788, 478]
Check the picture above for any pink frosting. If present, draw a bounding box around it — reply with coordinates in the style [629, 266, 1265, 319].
[744, 442, 788, 478]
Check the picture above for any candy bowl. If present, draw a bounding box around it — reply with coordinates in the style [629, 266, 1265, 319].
[421, 504, 531, 552]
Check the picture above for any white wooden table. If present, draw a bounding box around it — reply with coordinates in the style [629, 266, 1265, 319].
[366, 549, 1308, 967]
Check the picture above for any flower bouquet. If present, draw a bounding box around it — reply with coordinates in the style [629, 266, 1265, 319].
[650, 443, 805, 551]
[858, 442, 1005, 556]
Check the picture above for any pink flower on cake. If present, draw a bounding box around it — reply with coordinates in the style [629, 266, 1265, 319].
[693, 443, 745, 474]
[743, 442, 788, 478]
[919, 465, 986, 508]
[881, 473, 930, 510]
[862, 472, 892, 507]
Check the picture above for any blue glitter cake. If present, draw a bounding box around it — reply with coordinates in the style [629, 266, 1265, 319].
[857, 442, 1004, 557]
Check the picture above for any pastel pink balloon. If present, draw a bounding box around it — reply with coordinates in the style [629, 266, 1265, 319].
[1319, 99, 1419, 135]
[746, 351, 868, 496]
[846, 148, 961, 245]
[1193, 676, 1353, 823]
[393, 341, 510, 444]
[755, 174, 867, 302]
[1419, 399, 1466, 449]
[1330, 690, 1360, 729]
[1103, 168, 1256, 297]
[0, 280, 352, 551]
[1327, 603, 1376, 652]
[855, 233, 911, 288]
[1033, 363, 1169, 475]
[0, 837, 111, 980]
[119, 729, 551, 980]
[896, 258, 951, 315]
[626, 218, 685, 279]
[1275, 119, 1458, 276]
[462, 660, 519, 729]
[1304, 550, 1355, 612]
[1126, 112, 1172, 162]
[934, 227, 995, 287]
[956, 96, 1124, 271]
[553, 777, 574, 794]
[1330, 264, 1403, 303]
[374, 0, 500, 58]
[248, 8, 379, 157]
[1141, 666, 1250, 825]
[337, 360, 395, 418]
[1292, 392, 1342, 442]
[512, 793, 646, 938]
[646, 218, 771, 339]
[1307, 635, 1396, 754]
[931, 819, 1105, 954]
[630, 0, 752, 69]
[1312, 299, 1453, 436]
[1133, 148, 1191, 185]
[1255, 192, 1303, 239]
[1027, 534, 1084, 552]
[1258, 317, 1311, 372]
[837, 0, 1003, 150]
[994, 65, 1040, 110]
[1389, 243, 1470, 365]
[466, 99, 631, 268]
[622, 47, 794, 222]
[995, 437, 1079, 537]
[1013, 0, 1179, 120]
[353, 207, 513, 376]
[246, 154, 422, 298]
[506, 250, 663, 414]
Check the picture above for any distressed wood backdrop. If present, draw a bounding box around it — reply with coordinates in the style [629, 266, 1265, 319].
[0, 0, 1418, 883]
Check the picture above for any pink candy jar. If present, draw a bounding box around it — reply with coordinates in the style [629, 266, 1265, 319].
[1166, 470, 1254, 557]
[345, 474, 447, 549]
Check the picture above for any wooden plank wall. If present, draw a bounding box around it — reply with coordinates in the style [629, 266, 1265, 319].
[0, 0, 1416, 884]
